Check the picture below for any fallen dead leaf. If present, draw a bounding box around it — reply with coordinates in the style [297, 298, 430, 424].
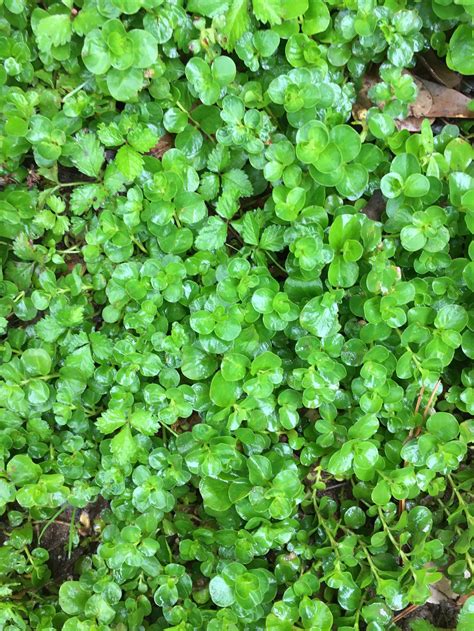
[419, 77, 472, 118]
[428, 575, 459, 604]
[418, 50, 462, 90]
[409, 76, 434, 117]
[147, 132, 174, 159]
[354, 72, 473, 133]
[395, 116, 434, 132]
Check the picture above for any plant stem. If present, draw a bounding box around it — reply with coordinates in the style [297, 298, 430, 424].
[159, 420, 178, 438]
[266, 251, 286, 274]
[264, 106, 279, 128]
[21, 373, 59, 386]
[377, 507, 413, 574]
[176, 101, 215, 143]
[448, 474, 474, 527]
[38, 506, 67, 544]
[68, 508, 77, 559]
[23, 546, 35, 566]
[358, 539, 381, 578]
[132, 236, 148, 254]
[354, 594, 366, 630]
[57, 181, 90, 189]
[62, 81, 87, 101]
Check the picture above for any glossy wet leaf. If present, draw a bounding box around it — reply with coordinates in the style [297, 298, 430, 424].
[0, 1, 472, 629]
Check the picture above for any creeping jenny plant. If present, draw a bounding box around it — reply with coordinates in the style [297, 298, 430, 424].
[0, 1, 473, 630]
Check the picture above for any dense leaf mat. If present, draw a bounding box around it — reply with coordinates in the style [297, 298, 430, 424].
[0, 1, 473, 630]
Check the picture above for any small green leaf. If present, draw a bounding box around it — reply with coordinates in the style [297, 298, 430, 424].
[195, 216, 228, 251]
[7, 455, 42, 486]
[107, 68, 144, 102]
[200, 477, 232, 512]
[21, 348, 52, 376]
[222, 0, 250, 50]
[447, 25, 474, 75]
[209, 576, 235, 606]
[59, 582, 90, 616]
[67, 132, 104, 178]
[300, 294, 340, 338]
[210, 372, 239, 407]
[110, 425, 138, 466]
[115, 145, 144, 180]
[372, 480, 391, 505]
[426, 412, 459, 442]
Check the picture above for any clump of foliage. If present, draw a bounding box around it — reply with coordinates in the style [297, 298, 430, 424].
[0, 0, 473, 629]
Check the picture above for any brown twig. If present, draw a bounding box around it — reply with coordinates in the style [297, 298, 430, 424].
[399, 380, 442, 516]
[423, 380, 441, 418]
[325, 482, 348, 492]
[414, 379, 441, 436]
[392, 603, 420, 623]
[458, 590, 474, 606]
[414, 386, 425, 415]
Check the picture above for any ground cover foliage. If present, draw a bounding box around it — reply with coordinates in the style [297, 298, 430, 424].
[0, 0, 473, 629]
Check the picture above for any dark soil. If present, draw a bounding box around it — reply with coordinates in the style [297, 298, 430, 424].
[36, 497, 108, 581]
[396, 600, 460, 630]
[362, 190, 385, 222]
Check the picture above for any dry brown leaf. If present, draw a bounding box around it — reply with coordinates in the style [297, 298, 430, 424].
[147, 132, 174, 159]
[418, 50, 462, 90]
[353, 72, 473, 133]
[409, 77, 434, 117]
[395, 116, 434, 132]
[427, 575, 458, 604]
[420, 77, 472, 118]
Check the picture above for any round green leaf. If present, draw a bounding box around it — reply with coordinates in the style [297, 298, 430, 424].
[7, 454, 42, 485]
[426, 412, 460, 441]
[447, 25, 474, 75]
[400, 225, 426, 251]
[381, 172, 403, 199]
[59, 582, 90, 616]
[212, 55, 237, 86]
[330, 124, 361, 163]
[403, 173, 430, 197]
[21, 348, 52, 376]
[106, 67, 144, 101]
[210, 371, 239, 407]
[209, 576, 235, 607]
[303, 0, 330, 35]
[434, 305, 468, 332]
